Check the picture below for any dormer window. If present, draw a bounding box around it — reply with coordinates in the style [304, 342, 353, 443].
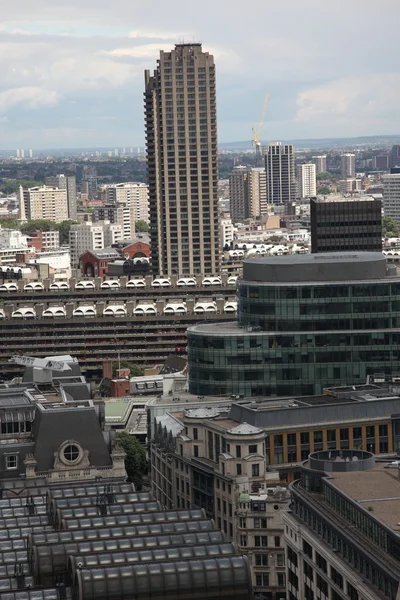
[5, 454, 18, 470]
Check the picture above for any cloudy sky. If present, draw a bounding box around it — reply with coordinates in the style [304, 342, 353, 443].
[1, 0, 399, 148]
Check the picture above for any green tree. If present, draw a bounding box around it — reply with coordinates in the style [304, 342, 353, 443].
[20, 220, 55, 232]
[0, 218, 20, 229]
[112, 360, 144, 378]
[135, 220, 149, 233]
[317, 186, 332, 195]
[118, 432, 148, 490]
[382, 216, 399, 238]
[316, 171, 336, 181]
[0, 180, 43, 195]
[55, 220, 79, 245]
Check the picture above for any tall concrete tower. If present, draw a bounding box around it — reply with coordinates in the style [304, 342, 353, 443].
[144, 43, 219, 276]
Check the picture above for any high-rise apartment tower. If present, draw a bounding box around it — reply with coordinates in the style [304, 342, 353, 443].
[341, 153, 356, 178]
[229, 166, 248, 221]
[145, 43, 219, 276]
[45, 174, 77, 220]
[297, 163, 316, 198]
[312, 155, 327, 173]
[264, 143, 296, 205]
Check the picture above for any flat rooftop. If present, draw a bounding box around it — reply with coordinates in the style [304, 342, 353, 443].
[328, 464, 400, 534]
[313, 194, 378, 203]
[243, 251, 387, 283]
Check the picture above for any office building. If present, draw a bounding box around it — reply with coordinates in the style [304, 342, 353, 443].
[16, 148, 20, 158]
[20, 148, 25, 158]
[29, 148, 33, 158]
[20, 185, 68, 223]
[339, 178, 362, 194]
[284, 450, 400, 600]
[389, 144, 400, 168]
[145, 43, 219, 276]
[310, 195, 382, 253]
[151, 408, 289, 599]
[297, 163, 316, 199]
[94, 204, 137, 239]
[265, 143, 296, 205]
[229, 166, 248, 221]
[45, 174, 77, 220]
[69, 221, 123, 266]
[103, 182, 150, 223]
[248, 167, 267, 216]
[187, 252, 400, 397]
[82, 164, 98, 199]
[341, 153, 356, 178]
[312, 155, 327, 173]
[383, 173, 400, 224]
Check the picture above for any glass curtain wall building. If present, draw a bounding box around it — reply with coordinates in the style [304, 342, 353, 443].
[187, 252, 400, 396]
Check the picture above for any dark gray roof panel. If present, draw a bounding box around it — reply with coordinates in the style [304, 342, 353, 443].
[0, 589, 59, 600]
[55, 501, 160, 527]
[30, 518, 214, 548]
[51, 492, 152, 511]
[74, 556, 250, 600]
[61, 508, 206, 530]
[68, 542, 235, 583]
[47, 483, 135, 500]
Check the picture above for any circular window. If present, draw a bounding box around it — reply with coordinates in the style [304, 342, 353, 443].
[63, 444, 80, 463]
[273, 504, 280, 511]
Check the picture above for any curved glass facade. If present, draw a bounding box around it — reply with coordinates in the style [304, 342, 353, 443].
[188, 256, 400, 397]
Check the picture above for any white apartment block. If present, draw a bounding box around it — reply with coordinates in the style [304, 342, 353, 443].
[40, 230, 60, 250]
[69, 221, 123, 266]
[20, 186, 68, 223]
[0, 229, 29, 249]
[219, 217, 235, 248]
[103, 182, 150, 223]
[297, 163, 317, 199]
[383, 173, 400, 225]
[339, 178, 362, 194]
[45, 174, 77, 220]
[93, 205, 137, 240]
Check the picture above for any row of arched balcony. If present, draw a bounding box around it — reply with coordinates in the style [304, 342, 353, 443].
[0, 275, 239, 293]
[0, 300, 238, 319]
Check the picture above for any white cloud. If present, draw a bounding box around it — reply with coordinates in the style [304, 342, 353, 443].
[0, 86, 59, 111]
[107, 44, 167, 59]
[295, 74, 400, 134]
[129, 29, 191, 40]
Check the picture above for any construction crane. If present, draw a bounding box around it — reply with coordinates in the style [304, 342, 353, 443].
[252, 91, 270, 166]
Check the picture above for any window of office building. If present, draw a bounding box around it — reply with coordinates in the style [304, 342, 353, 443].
[255, 554, 268, 566]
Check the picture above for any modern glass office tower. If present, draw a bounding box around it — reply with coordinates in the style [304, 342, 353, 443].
[187, 252, 400, 397]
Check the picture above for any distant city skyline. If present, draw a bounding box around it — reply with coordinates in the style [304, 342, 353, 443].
[1, 0, 399, 147]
